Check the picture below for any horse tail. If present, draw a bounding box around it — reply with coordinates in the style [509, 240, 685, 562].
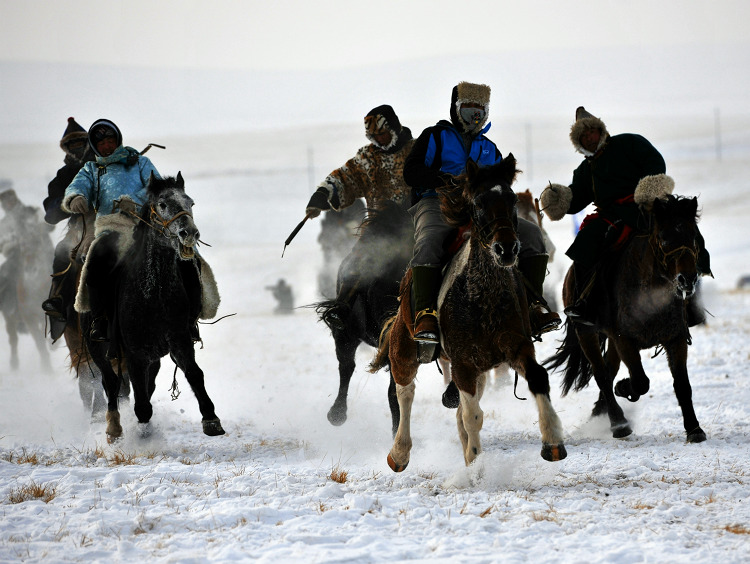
[543, 320, 599, 396]
[313, 299, 348, 331]
[368, 314, 396, 373]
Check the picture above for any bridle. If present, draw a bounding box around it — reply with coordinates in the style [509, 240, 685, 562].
[650, 233, 698, 270]
[149, 204, 193, 238]
[471, 199, 518, 249]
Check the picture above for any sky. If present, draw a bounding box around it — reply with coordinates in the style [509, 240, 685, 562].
[2, 0, 748, 71]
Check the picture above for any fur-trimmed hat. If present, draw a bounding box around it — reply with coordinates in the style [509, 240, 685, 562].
[88, 118, 123, 156]
[570, 106, 609, 156]
[60, 117, 88, 152]
[364, 105, 408, 151]
[451, 82, 491, 133]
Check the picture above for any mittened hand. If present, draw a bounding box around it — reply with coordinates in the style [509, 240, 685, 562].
[540, 183, 572, 221]
[305, 206, 322, 218]
[69, 195, 90, 214]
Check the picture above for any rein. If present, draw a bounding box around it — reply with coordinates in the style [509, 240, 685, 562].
[650, 235, 698, 270]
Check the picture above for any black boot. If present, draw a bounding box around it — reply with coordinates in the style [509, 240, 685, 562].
[518, 255, 561, 337]
[42, 295, 66, 320]
[563, 262, 596, 326]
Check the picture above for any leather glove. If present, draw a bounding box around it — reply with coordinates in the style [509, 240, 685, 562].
[305, 186, 331, 218]
[69, 195, 90, 215]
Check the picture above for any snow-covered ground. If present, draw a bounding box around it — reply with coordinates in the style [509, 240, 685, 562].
[1, 120, 749, 563]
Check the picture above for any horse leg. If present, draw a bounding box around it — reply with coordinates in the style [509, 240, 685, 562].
[89, 342, 123, 441]
[576, 329, 631, 438]
[29, 318, 52, 371]
[170, 344, 225, 436]
[665, 340, 706, 443]
[592, 345, 622, 417]
[327, 333, 358, 427]
[387, 316, 419, 472]
[387, 373, 400, 438]
[510, 340, 567, 460]
[612, 337, 651, 402]
[125, 356, 154, 427]
[452, 365, 486, 466]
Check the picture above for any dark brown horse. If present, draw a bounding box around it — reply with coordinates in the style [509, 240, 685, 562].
[545, 194, 706, 443]
[371, 156, 567, 471]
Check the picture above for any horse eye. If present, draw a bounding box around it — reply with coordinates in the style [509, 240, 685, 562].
[159, 202, 167, 211]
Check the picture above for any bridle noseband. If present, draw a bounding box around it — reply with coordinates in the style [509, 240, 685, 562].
[149, 205, 193, 239]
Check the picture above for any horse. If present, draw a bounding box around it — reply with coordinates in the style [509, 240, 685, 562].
[370, 156, 567, 471]
[314, 199, 414, 436]
[0, 211, 53, 371]
[83, 173, 225, 442]
[544, 194, 706, 443]
[46, 214, 130, 418]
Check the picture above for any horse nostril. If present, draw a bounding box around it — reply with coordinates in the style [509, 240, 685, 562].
[179, 229, 188, 240]
[195, 230, 200, 241]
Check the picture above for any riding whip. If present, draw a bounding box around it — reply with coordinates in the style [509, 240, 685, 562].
[140, 143, 166, 155]
[282, 213, 313, 257]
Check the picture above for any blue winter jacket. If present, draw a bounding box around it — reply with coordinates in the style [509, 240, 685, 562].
[404, 120, 502, 203]
[63, 145, 160, 217]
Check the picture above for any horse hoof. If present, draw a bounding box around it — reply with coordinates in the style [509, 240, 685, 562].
[614, 379, 640, 402]
[612, 423, 633, 439]
[541, 443, 567, 462]
[442, 381, 460, 409]
[327, 408, 347, 427]
[138, 422, 153, 439]
[687, 427, 707, 443]
[202, 418, 226, 436]
[387, 453, 408, 472]
[106, 433, 121, 445]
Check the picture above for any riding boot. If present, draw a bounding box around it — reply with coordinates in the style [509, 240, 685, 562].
[42, 252, 74, 320]
[518, 255, 561, 337]
[411, 265, 442, 364]
[563, 261, 596, 326]
[85, 235, 118, 343]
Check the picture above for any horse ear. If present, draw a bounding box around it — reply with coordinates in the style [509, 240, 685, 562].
[147, 171, 157, 193]
[500, 153, 519, 185]
[176, 171, 184, 189]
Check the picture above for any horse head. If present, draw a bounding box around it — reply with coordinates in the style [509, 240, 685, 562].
[650, 194, 700, 299]
[145, 171, 200, 260]
[441, 155, 520, 267]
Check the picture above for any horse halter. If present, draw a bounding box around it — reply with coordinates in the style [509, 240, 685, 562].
[471, 196, 517, 249]
[149, 204, 193, 238]
[651, 233, 698, 270]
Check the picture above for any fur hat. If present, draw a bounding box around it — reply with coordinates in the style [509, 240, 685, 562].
[451, 82, 491, 133]
[88, 118, 123, 156]
[569, 106, 609, 156]
[60, 117, 88, 151]
[365, 105, 407, 151]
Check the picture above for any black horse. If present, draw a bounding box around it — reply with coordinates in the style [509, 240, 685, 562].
[314, 199, 414, 436]
[84, 173, 224, 442]
[545, 194, 706, 443]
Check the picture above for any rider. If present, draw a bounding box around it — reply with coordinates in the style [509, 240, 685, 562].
[61, 119, 162, 342]
[540, 106, 712, 326]
[403, 81, 560, 360]
[41, 117, 96, 329]
[304, 104, 415, 329]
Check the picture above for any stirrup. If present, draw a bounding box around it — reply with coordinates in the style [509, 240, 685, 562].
[413, 308, 439, 343]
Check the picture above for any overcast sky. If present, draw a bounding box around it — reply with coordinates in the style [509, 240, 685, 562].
[2, 0, 748, 71]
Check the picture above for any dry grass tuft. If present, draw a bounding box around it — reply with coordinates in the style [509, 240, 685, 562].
[7, 481, 57, 504]
[329, 467, 348, 484]
[724, 524, 750, 535]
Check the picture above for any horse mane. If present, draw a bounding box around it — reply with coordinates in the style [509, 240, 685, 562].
[438, 156, 521, 228]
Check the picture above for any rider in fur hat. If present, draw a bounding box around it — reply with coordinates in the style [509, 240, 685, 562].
[41, 117, 96, 335]
[305, 104, 415, 328]
[61, 119, 162, 342]
[404, 82, 560, 363]
[541, 106, 712, 326]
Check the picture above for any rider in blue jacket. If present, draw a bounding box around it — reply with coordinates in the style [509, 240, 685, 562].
[61, 119, 161, 342]
[404, 82, 560, 363]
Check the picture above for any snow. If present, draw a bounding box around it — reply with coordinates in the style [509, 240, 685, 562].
[2, 65, 750, 562]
